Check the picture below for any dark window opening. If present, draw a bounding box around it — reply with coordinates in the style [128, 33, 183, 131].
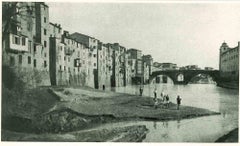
[44, 41, 47, 47]
[22, 38, 25, 46]
[28, 56, 31, 64]
[34, 45, 36, 53]
[19, 55, 22, 64]
[44, 29, 47, 35]
[33, 59, 36, 67]
[10, 56, 15, 66]
[44, 60, 47, 67]
[44, 17, 46, 23]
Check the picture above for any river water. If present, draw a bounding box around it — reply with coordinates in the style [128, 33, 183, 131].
[106, 83, 239, 142]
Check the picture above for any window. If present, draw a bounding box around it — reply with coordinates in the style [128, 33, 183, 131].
[44, 60, 47, 68]
[34, 45, 36, 53]
[44, 53, 47, 57]
[93, 54, 96, 58]
[44, 17, 46, 23]
[44, 29, 47, 35]
[34, 59, 36, 67]
[60, 65, 62, 71]
[28, 56, 31, 64]
[94, 63, 96, 67]
[22, 37, 25, 46]
[10, 56, 15, 66]
[44, 41, 47, 47]
[64, 56, 66, 61]
[68, 57, 70, 62]
[13, 36, 20, 45]
[64, 66, 66, 71]
[19, 55, 22, 64]
[68, 67, 70, 72]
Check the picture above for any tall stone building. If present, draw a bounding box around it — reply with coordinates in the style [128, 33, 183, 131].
[106, 43, 126, 87]
[96, 42, 112, 89]
[49, 29, 94, 87]
[142, 55, 153, 83]
[127, 48, 143, 84]
[219, 41, 239, 81]
[2, 2, 50, 87]
[69, 32, 98, 88]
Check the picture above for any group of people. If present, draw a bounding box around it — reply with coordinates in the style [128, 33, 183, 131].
[153, 89, 170, 109]
[139, 86, 182, 110]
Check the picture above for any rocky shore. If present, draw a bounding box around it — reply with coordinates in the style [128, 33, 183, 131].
[2, 86, 221, 142]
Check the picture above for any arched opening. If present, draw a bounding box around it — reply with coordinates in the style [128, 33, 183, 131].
[189, 73, 216, 84]
[177, 73, 184, 82]
[150, 74, 174, 84]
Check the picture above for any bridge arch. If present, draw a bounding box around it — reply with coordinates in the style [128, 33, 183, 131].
[150, 70, 220, 85]
[149, 73, 175, 84]
[184, 71, 219, 84]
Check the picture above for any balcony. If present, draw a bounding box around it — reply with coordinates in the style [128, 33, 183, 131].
[8, 33, 28, 53]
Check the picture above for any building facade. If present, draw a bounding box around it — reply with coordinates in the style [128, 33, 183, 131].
[219, 42, 239, 81]
[69, 32, 98, 88]
[2, 2, 50, 87]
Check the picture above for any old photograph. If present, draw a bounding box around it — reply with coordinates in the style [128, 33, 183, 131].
[1, 1, 239, 142]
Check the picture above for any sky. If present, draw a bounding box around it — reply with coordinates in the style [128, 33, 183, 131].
[47, 2, 240, 69]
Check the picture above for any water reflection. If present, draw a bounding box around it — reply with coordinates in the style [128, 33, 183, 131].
[153, 121, 157, 129]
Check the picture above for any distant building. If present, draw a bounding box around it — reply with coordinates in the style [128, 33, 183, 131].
[204, 67, 214, 70]
[183, 65, 200, 70]
[219, 41, 239, 81]
[153, 62, 177, 70]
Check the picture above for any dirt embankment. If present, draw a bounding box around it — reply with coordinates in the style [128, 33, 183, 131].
[215, 128, 238, 142]
[2, 86, 220, 142]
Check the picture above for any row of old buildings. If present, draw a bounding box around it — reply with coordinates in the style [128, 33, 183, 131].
[3, 2, 238, 89]
[2, 2, 153, 89]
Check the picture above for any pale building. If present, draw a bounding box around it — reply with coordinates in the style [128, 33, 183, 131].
[219, 41, 239, 80]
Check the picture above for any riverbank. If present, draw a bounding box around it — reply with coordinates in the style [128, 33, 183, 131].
[215, 128, 238, 142]
[217, 81, 239, 89]
[2, 86, 220, 141]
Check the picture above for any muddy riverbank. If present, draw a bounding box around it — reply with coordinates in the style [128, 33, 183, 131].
[215, 128, 238, 142]
[2, 86, 221, 142]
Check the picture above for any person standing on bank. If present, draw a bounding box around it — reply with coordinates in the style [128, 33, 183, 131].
[139, 86, 143, 96]
[153, 88, 157, 101]
[166, 94, 170, 108]
[177, 95, 181, 110]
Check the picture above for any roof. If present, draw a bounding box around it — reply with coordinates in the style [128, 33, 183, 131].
[70, 32, 95, 39]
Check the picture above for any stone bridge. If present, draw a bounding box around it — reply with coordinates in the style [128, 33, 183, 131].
[149, 70, 220, 85]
